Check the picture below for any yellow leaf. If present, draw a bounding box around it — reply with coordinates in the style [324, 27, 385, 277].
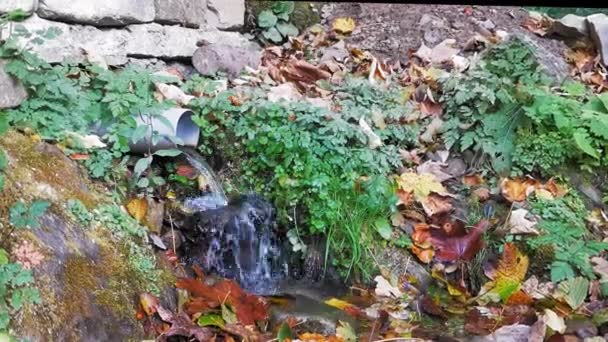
[333, 17, 356, 34]
[396, 172, 447, 202]
[480, 243, 529, 303]
[324, 298, 354, 311]
[126, 197, 148, 222]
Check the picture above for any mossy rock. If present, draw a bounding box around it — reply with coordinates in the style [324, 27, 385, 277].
[0, 131, 175, 340]
[245, 1, 326, 32]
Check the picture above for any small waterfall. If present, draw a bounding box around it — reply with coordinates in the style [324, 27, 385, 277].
[180, 147, 228, 211]
[177, 148, 287, 294]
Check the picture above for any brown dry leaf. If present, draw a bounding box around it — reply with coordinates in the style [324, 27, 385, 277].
[140, 292, 160, 316]
[332, 17, 356, 34]
[543, 178, 568, 198]
[420, 99, 443, 117]
[399, 148, 422, 165]
[566, 48, 596, 71]
[591, 257, 608, 281]
[501, 177, 539, 202]
[411, 245, 434, 264]
[412, 223, 432, 247]
[421, 193, 453, 217]
[521, 13, 553, 36]
[417, 160, 452, 182]
[463, 174, 484, 186]
[395, 189, 414, 206]
[126, 198, 148, 222]
[473, 188, 491, 201]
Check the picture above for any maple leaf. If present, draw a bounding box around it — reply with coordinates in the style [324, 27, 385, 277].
[479, 243, 529, 303]
[430, 220, 490, 263]
[396, 172, 454, 217]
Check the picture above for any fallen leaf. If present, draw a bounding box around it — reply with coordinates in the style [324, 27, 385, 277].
[69, 153, 89, 160]
[475, 324, 531, 342]
[419, 117, 444, 143]
[126, 198, 148, 222]
[479, 243, 529, 303]
[463, 174, 484, 186]
[417, 160, 453, 182]
[473, 188, 491, 201]
[155, 83, 195, 106]
[267, 82, 303, 103]
[508, 209, 539, 235]
[543, 309, 566, 334]
[501, 177, 539, 202]
[522, 276, 555, 300]
[332, 17, 356, 34]
[420, 100, 443, 117]
[176, 164, 197, 179]
[592, 257, 608, 281]
[374, 275, 403, 298]
[197, 314, 225, 328]
[554, 277, 589, 310]
[336, 321, 357, 342]
[140, 292, 160, 316]
[411, 244, 434, 264]
[359, 117, 382, 149]
[396, 172, 451, 202]
[431, 220, 489, 263]
[421, 193, 453, 216]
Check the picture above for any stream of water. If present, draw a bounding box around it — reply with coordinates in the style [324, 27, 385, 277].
[179, 147, 288, 294]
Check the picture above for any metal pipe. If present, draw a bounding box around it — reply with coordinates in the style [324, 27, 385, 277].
[129, 108, 200, 154]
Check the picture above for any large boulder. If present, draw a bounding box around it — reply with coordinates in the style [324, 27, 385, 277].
[154, 0, 206, 28]
[192, 41, 261, 78]
[14, 15, 255, 65]
[0, 0, 37, 14]
[0, 132, 175, 340]
[0, 60, 27, 109]
[37, 0, 155, 26]
[550, 14, 588, 38]
[206, 0, 245, 30]
[588, 14, 608, 66]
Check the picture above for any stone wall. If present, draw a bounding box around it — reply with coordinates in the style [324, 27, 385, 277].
[0, 0, 252, 68]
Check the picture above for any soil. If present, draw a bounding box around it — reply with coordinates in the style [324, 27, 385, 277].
[321, 3, 569, 64]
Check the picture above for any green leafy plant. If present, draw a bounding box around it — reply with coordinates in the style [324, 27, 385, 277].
[0, 249, 41, 331]
[256, 1, 299, 44]
[2, 200, 50, 244]
[526, 193, 608, 283]
[189, 76, 416, 279]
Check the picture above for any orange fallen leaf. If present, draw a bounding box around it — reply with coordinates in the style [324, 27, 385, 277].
[69, 153, 90, 160]
[411, 245, 434, 264]
[473, 188, 491, 201]
[480, 243, 529, 303]
[543, 178, 568, 198]
[126, 197, 148, 222]
[421, 193, 453, 216]
[500, 177, 539, 202]
[463, 174, 484, 186]
[140, 292, 160, 316]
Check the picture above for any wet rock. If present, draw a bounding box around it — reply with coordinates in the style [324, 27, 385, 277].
[205, 0, 245, 30]
[320, 40, 349, 63]
[551, 14, 588, 38]
[588, 14, 608, 66]
[37, 0, 155, 26]
[154, 0, 205, 28]
[15, 15, 253, 65]
[0, 0, 37, 14]
[0, 60, 28, 109]
[376, 246, 431, 290]
[192, 40, 261, 78]
[144, 198, 164, 234]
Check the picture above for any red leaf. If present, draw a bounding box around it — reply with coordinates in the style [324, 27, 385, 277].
[69, 153, 90, 160]
[176, 277, 268, 325]
[431, 220, 490, 262]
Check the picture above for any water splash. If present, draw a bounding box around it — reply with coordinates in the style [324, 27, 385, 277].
[179, 147, 228, 211]
[177, 148, 287, 294]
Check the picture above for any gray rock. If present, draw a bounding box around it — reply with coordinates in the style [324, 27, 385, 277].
[15, 15, 255, 65]
[588, 14, 608, 66]
[0, 59, 27, 109]
[154, 0, 205, 28]
[376, 246, 431, 290]
[512, 33, 570, 85]
[0, 0, 37, 14]
[205, 0, 245, 30]
[551, 14, 588, 38]
[192, 41, 261, 78]
[37, 0, 155, 26]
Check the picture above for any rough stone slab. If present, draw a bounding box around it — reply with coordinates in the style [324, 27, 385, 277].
[0, 59, 28, 109]
[154, 0, 206, 28]
[15, 15, 258, 65]
[206, 0, 245, 30]
[550, 14, 588, 38]
[192, 42, 261, 78]
[0, 0, 38, 14]
[588, 13, 608, 66]
[37, 0, 155, 26]
[513, 33, 570, 85]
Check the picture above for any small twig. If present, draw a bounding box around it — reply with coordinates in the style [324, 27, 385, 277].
[168, 212, 177, 254]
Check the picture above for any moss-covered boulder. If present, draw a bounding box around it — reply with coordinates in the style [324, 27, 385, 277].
[0, 131, 175, 340]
